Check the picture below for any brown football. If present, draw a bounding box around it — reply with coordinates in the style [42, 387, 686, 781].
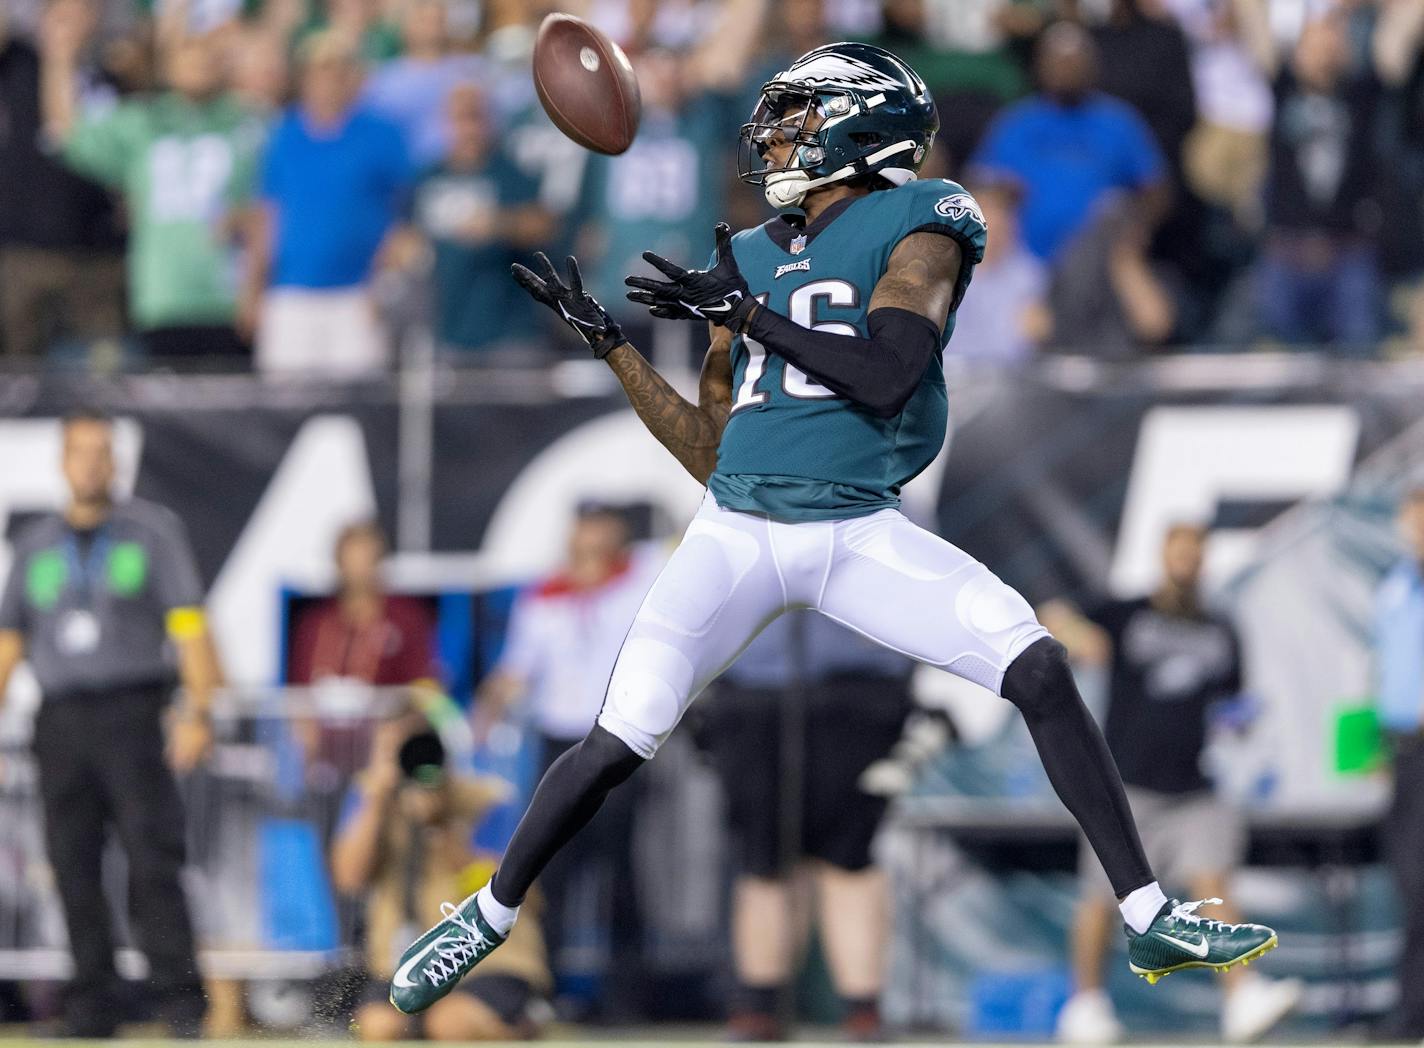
[532, 13, 641, 156]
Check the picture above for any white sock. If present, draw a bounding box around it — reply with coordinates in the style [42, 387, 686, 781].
[475, 885, 519, 936]
[1119, 881, 1169, 935]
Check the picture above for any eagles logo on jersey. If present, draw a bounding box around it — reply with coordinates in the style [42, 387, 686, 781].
[935, 193, 987, 228]
[738, 42, 939, 210]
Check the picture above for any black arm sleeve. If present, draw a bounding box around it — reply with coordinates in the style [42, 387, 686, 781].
[741, 305, 941, 419]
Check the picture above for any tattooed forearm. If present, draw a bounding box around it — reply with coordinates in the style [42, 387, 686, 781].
[867, 231, 962, 328]
[605, 333, 732, 485]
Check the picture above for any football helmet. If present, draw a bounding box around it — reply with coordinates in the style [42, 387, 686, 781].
[738, 42, 938, 209]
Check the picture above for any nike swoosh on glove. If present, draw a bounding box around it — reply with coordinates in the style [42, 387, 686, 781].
[511, 252, 627, 358]
[624, 222, 758, 332]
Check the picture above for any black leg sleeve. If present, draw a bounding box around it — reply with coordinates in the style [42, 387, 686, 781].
[1387, 740, 1424, 1036]
[490, 725, 646, 907]
[1001, 637, 1154, 897]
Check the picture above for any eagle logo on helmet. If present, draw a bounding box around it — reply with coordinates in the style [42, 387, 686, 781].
[774, 53, 908, 93]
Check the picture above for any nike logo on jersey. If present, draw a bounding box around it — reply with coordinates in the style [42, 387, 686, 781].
[391, 935, 461, 988]
[774, 258, 813, 279]
[1154, 931, 1210, 959]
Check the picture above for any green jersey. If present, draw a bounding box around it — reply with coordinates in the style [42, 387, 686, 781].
[709, 179, 987, 521]
[415, 149, 540, 351]
[63, 93, 264, 329]
[581, 97, 733, 314]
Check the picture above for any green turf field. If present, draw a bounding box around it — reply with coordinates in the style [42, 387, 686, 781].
[0, 1040, 1368, 1047]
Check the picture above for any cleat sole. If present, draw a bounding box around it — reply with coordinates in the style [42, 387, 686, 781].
[1131, 933, 1278, 985]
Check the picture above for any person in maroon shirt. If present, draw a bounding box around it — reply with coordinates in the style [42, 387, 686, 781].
[290, 520, 437, 687]
[287, 520, 438, 820]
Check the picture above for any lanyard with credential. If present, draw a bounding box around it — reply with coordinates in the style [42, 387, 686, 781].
[64, 527, 110, 601]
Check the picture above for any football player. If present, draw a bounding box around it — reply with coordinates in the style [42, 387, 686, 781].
[389, 43, 1280, 1015]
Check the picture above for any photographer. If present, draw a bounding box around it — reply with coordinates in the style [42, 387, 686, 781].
[332, 718, 550, 1042]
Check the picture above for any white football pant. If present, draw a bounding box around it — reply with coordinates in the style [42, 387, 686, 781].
[597, 493, 1049, 757]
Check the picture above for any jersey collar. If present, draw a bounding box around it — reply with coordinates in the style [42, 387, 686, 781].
[761, 195, 859, 255]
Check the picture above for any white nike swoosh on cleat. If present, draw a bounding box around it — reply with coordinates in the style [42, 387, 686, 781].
[1154, 931, 1210, 959]
[391, 935, 460, 989]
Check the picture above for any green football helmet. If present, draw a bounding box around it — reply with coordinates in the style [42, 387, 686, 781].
[738, 42, 938, 210]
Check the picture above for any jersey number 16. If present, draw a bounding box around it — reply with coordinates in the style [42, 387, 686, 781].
[731, 280, 859, 412]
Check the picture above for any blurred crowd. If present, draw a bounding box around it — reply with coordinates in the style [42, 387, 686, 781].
[8, 0, 1424, 372]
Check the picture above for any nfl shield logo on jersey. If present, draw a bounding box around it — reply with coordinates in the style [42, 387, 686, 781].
[790, 234, 807, 255]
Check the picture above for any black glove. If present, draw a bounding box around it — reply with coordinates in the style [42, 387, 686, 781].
[511, 252, 627, 358]
[624, 222, 757, 331]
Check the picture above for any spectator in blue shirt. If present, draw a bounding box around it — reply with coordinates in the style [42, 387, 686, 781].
[1374, 484, 1424, 1040]
[972, 22, 1168, 262]
[247, 31, 411, 377]
[363, 0, 483, 168]
[971, 22, 1175, 353]
[947, 178, 1050, 365]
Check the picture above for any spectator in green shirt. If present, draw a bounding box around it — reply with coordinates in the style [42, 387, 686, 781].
[576, 0, 765, 359]
[406, 83, 554, 356]
[42, 28, 265, 363]
[578, 47, 735, 324]
[287, 0, 401, 65]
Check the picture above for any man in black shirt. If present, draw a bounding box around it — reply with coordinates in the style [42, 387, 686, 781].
[1044, 524, 1300, 1044]
[1253, 7, 1383, 351]
[0, 2, 125, 357]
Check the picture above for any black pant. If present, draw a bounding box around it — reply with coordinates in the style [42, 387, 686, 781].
[1388, 734, 1424, 1037]
[141, 324, 249, 362]
[534, 733, 639, 985]
[32, 691, 202, 1028]
[705, 674, 909, 877]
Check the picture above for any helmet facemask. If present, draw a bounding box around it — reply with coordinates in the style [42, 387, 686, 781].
[738, 84, 856, 209]
[736, 43, 939, 211]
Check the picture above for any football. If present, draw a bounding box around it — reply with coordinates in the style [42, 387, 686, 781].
[532, 13, 641, 156]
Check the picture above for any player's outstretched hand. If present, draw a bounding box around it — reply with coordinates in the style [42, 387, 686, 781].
[511, 252, 628, 358]
[625, 222, 758, 332]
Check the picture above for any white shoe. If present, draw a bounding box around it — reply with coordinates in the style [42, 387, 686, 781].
[858, 711, 953, 796]
[1221, 973, 1303, 1043]
[1056, 989, 1124, 1044]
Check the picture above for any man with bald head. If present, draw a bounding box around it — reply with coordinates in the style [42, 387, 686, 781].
[972, 21, 1169, 265]
[971, 21, 1175, 350]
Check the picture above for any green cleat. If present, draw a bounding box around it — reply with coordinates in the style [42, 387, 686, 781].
[388, 893, 507, 1014]
[1128, 898, 1278, 985]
